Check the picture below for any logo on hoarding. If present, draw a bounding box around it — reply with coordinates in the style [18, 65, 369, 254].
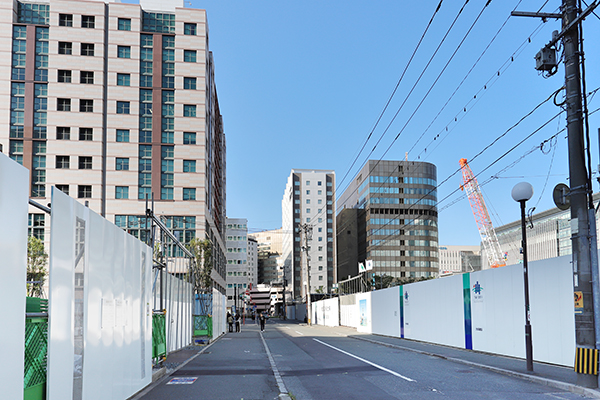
[472, 281, 483, 302]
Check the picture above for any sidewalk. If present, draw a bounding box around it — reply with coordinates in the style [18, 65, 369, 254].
[347, 331, 600, 399]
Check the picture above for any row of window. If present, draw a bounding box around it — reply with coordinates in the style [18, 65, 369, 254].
[294, 180, 331, 187]
[295, 217, 333, 224]
[59, 14, 95, 28]
[54, 98, 198, 117]
[18, 4, 198, 35]
[227, 236, 247, 241]
[296, 189, 332, 196]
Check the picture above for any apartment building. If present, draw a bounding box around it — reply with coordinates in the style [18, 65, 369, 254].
[1, 0, 227, 291]
[282, 169, 336, 299]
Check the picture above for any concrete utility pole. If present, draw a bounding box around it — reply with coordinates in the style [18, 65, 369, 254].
[300, 223, 313, 325]
[513, 0, 599, 387]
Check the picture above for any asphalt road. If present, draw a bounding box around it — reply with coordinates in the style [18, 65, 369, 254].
[137, 319, 593, 400]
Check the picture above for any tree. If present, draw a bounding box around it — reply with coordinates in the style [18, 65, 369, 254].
[187, 238, 212, 295]
[27, 236, 47, 297]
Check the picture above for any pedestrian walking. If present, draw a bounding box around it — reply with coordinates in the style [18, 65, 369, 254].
[235, 312, 241, 332]
[227, 312, 233, 333]
[259, 312, 266, 332]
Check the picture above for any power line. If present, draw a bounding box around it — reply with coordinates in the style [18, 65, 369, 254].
[335, 0, 446, 195]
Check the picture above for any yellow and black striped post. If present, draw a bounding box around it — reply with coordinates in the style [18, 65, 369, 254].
[575, 347, 599, 375]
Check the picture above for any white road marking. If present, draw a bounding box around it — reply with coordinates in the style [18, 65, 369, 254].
[295, 331, 304, 335]
[313, 339, 416, 382]
[260, 331, 289, 395]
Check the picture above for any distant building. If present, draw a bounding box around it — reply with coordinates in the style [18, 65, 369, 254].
[282, 169, 336, 299]
[494, 194, 600, 265]
[251, 228, 284, 285]
[336, 160, 439, 280]
[438, 245, 481, 275]
[247, 237, 258, 288]
[225, 218, 250, 310]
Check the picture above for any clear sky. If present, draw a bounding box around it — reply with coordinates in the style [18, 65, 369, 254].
[187, 0, 600, 246]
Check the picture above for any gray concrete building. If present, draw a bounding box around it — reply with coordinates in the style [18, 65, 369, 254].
[337, 160, 439, 280]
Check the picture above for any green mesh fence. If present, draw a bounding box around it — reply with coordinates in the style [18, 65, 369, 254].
[152, 313, 166, 361]
[24, 298, 48, 400]
[193, 315, 212, 337]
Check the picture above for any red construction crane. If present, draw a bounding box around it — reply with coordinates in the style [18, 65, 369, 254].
[459, 158, 506, 269]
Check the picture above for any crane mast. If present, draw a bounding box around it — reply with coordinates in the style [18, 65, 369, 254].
[459, 158, 506, 269]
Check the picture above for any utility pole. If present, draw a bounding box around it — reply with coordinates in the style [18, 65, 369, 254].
[300, 223, 313, 325]
[513, 0, 599, 387]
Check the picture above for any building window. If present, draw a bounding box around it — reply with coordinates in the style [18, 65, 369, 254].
[183, 50, 196, 62]
[306, 190, 310, 195]
[79, 128, 93, 141]
[59, 14, 72, 26]
[81, 43, 94, 56]
[117, 73, 130, 86]
[184, 77, 196, 89]
[28, 214, 45, 240]
[57, 98, 71, 111]
[78, 185, 92, 198]
[56, 127, 70, 140]
[183, 105, 196, 117]
[116, 101, 130, 114]
[116, 157, 129, 171]
[18, 3, 49, 25]
[142, 11, 175, 33]
[58, 42, 72, 55]
[56, 155, 70, 169]
[80, 71, 94, 84]
[183, 188, 196, 200]
[318, 181, 322, 186]
[184, 23, 196, 35]
[81, 15, 95, 29]
[80, 99, 93, 112]
[79, 156, 92, 170]
[183, 132, 196, 144]
[117, 45, 130, 58]
[56, 184, 69, 195]
[58, 70, 71, 83]
[115, 186, 129, 199]
[118, 18, 131, 31]
[183, 160, 196, 172]
[116, 129, 129, 142]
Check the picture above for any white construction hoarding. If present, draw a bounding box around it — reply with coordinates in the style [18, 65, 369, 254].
[0, 153, 29, 400]
[47, 188, 152, 400]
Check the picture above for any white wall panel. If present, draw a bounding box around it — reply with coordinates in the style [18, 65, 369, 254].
[47, 189, 152, 400]
[470, 264, 525, 358]
[356, 292, 372, 333]
[340, 294, 358, 328]
[371, 287, 400, 338]
[312, 298, 339, 327]
[403, 275, 464, 348]
[529, 256, 575, 366]
[0, 154, 28, 400]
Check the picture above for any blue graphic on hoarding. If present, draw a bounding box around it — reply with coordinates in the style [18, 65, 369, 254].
[472, 281, 482, 295]
[359, 299, 367, 327]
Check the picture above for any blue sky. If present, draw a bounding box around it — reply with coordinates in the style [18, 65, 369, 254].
[188, 0, 600, 246]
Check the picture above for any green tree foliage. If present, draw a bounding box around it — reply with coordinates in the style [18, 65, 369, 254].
[27, 236, 47, 297]
[188, 238, 212, 295]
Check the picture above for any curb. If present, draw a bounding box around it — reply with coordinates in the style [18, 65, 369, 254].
[128, 335, 223, 400]
[350, 335, 600, 399]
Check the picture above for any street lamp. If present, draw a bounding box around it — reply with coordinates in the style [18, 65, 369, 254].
[512, 182, 534, 372]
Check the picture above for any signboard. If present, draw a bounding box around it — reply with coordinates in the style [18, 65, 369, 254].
[575, 291, 584, 314]
[358, 262, 365, 272]
[365, 259, 373, 271]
